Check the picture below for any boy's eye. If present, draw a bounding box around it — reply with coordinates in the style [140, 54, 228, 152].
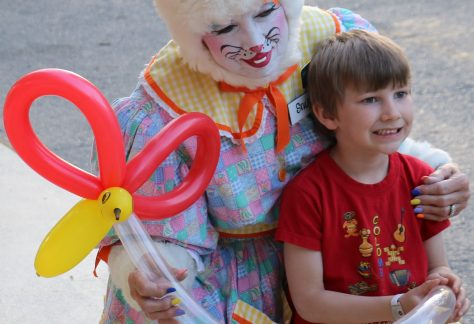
[361, 97, 378, 104]
[394, 91, 408, 99]
[213, 24, 237, 35]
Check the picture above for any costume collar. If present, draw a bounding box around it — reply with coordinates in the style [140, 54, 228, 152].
[219, 65, 297, 152]
[140, 7, 339, 148]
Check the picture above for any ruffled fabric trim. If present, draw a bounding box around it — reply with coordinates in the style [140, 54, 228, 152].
[139, 69, 270, 145]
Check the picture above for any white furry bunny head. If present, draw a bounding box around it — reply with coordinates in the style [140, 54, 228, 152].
[153, 0, 304, 88]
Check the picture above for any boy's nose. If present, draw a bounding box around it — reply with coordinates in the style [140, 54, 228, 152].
[381, 100, 401, 120]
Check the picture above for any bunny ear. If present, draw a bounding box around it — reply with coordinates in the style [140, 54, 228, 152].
[3, 69, 126, 198]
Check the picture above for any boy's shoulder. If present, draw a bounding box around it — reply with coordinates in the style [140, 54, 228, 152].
[392, 152, 435, 183]
[285, 149, 333, 190]
[397, 138, 451, 168]
[394, 152, 434, 172]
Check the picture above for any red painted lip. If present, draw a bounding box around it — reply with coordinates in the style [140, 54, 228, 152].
[242, 51, 272, 68]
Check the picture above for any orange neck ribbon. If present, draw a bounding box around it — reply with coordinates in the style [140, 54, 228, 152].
[219, 64, 297, 153]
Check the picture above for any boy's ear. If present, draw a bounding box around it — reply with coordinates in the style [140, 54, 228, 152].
[312, 104, 338, 130]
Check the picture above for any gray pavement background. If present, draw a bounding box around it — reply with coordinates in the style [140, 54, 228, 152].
[0, 0, 472, 323]
[0, 144, 108, 323]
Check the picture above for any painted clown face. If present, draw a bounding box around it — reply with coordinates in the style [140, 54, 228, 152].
[202, 2, 289, 80]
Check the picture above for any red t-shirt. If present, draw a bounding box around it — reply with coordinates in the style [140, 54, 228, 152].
[275, 150, 450, 324]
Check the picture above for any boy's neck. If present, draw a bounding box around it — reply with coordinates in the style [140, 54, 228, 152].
[329, 146, 391, 185]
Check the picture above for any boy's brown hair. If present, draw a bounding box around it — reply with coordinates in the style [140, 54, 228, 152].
[307, 29, 411, 122]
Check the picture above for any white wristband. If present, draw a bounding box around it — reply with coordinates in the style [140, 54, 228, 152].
[391, 293, 405, 320]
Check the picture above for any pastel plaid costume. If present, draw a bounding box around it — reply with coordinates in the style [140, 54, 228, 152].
[99, 7, 376, 323]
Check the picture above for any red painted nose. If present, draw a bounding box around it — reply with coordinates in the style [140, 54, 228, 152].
[249, 44, 263, 53]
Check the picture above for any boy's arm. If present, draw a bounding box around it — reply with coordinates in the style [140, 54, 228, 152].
[424, 232, 459, 290]
[285, 243, 393, 323]
[394, 233, 452, 315]
[285, 243, 445, 323]
[424, 232, 450, 273]
[422, 232, 471, 321]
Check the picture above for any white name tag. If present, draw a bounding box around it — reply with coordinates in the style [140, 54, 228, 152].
[288, 92, 311, 125]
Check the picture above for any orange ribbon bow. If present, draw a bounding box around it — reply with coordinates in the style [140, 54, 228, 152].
[219, 64, 297, 153]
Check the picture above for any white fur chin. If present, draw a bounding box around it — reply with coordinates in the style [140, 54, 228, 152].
[398, 137, 452, 169]
[108, 243, 198, 311]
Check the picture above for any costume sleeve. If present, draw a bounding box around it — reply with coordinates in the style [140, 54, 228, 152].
[275, 175, 323, 251]
[95, 85, 218, 254]
[328, 8, 378, 32]
[91, 86, 218, 311]
[398, 137, 452, 169]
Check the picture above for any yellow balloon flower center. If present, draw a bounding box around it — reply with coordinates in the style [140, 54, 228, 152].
[99, 187, 133, 223]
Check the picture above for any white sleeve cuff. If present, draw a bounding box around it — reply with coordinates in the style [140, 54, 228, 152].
[398, 137, 452, 169]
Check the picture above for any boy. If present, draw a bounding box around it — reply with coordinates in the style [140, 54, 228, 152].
[275, 30, 468, 323]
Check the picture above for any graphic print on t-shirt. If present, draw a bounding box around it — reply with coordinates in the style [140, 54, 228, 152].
[342, 208, 412, 296]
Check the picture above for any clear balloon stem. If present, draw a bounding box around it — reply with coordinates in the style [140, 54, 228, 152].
[394, 285, 456, 324]
[113, 213, 218, 324]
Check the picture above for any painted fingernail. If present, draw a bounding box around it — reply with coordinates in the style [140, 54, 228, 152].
[175, 309, 186, 316]
[171, 298, 182, 306]
[177, 269, 188, 277]
[414, 206, 423, 214]
[166, 287, 176, 294]
[416, 213, 425, 219]
[410, 198, 421, 205]
[411, 188, 421, 196]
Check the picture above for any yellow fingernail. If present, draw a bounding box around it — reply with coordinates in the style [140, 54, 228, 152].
[416, 213, 425, 219]
[410, 198, 421, 205]
[171, 298, 182, 306]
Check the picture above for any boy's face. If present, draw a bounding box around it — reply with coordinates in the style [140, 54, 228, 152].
[327, 84, 414, 156]
[201, 2, 289, 80]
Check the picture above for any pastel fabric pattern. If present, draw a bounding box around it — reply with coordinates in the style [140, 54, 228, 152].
[99, 7, 376, 324]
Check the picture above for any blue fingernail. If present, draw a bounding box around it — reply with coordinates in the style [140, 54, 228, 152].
[414, 206, 423, 214]
[411, 188, 421, 196]
[175, 309, 186, 316]
[166, 287, 176, 294]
